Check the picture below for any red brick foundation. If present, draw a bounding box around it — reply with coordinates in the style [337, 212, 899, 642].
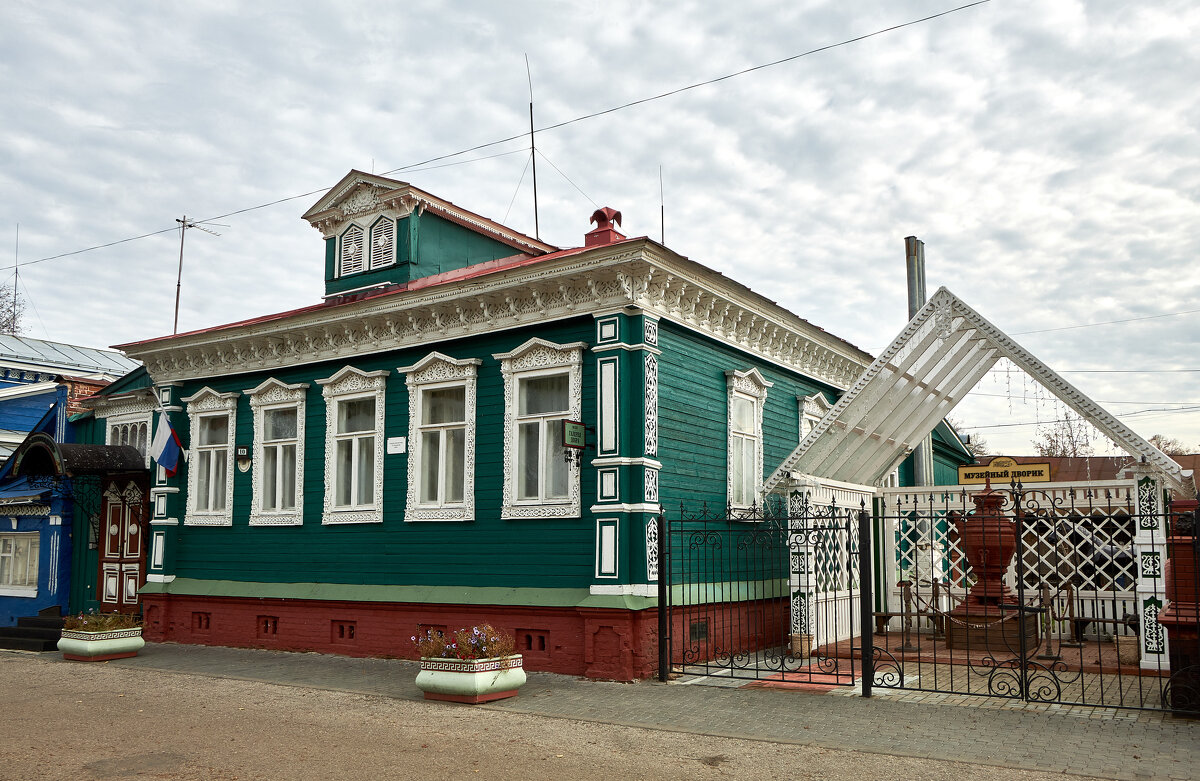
[140, 594, 660, 681]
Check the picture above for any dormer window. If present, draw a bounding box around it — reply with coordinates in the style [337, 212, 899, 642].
[340, 224, 365, 275]
[369, 216, 395, 270]
[338, 218, 395, 278]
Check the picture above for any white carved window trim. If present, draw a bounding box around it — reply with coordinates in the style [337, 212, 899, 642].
[494, 338, 586, 520]
[339, 223, 365, 277]
[0, 532, 39, 595]
[398, 352, 480, 522]
[368, 215, 396, 271]
[726, 368, 772, 511]
[245, 379, 308, 527]
[105, 412, 153, 469]
[316, 367, 387, 525]
[799, 392, 833, 443]
[181, 387, 238, 527]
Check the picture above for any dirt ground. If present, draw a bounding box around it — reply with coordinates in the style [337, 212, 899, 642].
[0, 653, 1099, 781]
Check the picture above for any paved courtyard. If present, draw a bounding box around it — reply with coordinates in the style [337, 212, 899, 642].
[3, 642, 1199, 780]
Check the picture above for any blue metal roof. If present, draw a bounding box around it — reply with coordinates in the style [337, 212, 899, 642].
[0, 335, 138, 376]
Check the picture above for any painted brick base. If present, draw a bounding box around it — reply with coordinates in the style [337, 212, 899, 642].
[141, 594, 659, 681]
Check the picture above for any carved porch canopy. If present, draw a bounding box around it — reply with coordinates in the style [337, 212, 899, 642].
[764, 287, 1194, 498]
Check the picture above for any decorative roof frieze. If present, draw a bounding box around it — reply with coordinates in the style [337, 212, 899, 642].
[129, 244, 870, 390]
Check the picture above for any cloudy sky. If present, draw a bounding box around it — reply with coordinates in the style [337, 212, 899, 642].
[2, 0, 1197, 455]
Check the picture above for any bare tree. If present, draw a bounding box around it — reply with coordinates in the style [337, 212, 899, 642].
[1148, 433, 1192, 455]
[0, 283, 24, 335]
[1031, 416, 1094, 458]
[947, 416, 991, 458]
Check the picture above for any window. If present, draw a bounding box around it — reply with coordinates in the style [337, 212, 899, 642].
[338, 217, 396, 278]
[340, 224, 365, 276]
[182, 387, 238, 526]
[517, 374, 570, 501]
[399, 353, 479, 522]
[726, 369, 772, 510]
[317, 367, 387, 524]
[0, 533, 39, 595]
[494, 338, 585, 519]
[104, 411, 153, 468]
[799, 393, 833, 443]
[246, 379, 308, 526]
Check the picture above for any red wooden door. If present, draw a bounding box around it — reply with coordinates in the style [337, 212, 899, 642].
[98, 478, 148, 614]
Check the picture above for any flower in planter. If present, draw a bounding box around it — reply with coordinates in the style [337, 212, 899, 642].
[63, 610, 142, 632]
[412, 624, 516, 660]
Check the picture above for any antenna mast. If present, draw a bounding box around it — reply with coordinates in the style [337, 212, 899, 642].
[526, 54, 540, 241]
[12, 224, 18, 335]
[174, 216, 223, 335]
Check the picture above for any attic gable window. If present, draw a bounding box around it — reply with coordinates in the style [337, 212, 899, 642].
[369, 216, 395, 270]
[340, 224, 365, 276]
[338, 217, 396, 278]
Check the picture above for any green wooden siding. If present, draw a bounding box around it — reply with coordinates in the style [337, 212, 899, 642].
[167, 318, 599, 590]
[324, 212, 526, 297]
[655, 321, 840, 510]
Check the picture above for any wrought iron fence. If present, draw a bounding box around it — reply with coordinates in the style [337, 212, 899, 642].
[866, 484, 1199, 715]
[658, 495, 862, 685]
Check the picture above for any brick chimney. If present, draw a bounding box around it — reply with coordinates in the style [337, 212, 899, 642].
[585, 207, 625, 247]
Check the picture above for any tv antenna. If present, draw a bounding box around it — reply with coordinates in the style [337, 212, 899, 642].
[174, 216, 226, 334]
[525, 54, 540, 241]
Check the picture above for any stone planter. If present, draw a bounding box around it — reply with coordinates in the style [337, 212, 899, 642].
[790, 633, 813, 658]
[58, 627, 145, 662]
[1114, 634, 1140, 666]
[414, 654, 526, 704]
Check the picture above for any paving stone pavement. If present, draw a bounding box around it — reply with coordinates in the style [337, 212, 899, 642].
[39, 642, 1200, 780]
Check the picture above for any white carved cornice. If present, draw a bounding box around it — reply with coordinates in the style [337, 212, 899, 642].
[127, 242, 870, 392]
[397, 352, 482, 386]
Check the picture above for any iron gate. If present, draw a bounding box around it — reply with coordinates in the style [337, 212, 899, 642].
[658, 495, 868, 685]
[863, 484, 1200, 715]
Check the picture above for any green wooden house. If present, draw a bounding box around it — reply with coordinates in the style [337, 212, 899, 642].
[83, 171, 968, 679]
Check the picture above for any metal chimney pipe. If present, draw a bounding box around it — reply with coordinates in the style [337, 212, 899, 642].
[904, 236, 932, 486]
[904, 236, 926, 319]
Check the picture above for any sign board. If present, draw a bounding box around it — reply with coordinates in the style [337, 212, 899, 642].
[386, 436, 407, 455]
[562, 420, 587, 450]
[958, 456, 1051, 485]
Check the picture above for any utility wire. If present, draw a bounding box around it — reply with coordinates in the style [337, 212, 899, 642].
[19, 1, 989, 269]
[536, 150, 598, 208]
[1012, 308, 1200, 335]
[959, 405, 1200, 431]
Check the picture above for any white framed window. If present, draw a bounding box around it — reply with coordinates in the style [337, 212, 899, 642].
[0, 532, 39, 596]
[338, 217, 396, 278]
[799, 392, 834, 443]
[399, 353, 480, 522]
[181, 387, 238, 526]
[317, 367, 387, 524]
[368, 216, 395, 270]
[726, 368, 772, 510]
[246, 379, 308, 526]
[494, 338, 586, 519]
[339, 223, 365, 276]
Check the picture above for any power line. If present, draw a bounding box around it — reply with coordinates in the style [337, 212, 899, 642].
[1012, 308, 1200, 335]
[959, 405, 1200, 431]
[18, 1, 990, 270]
[965, 390, 1200, 405]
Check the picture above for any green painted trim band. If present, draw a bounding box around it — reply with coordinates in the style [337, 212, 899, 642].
[140, 578, 657, 610]
[138, 578, 788, 608]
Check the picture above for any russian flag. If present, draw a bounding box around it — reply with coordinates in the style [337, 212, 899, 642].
[150, 410, 183, 477]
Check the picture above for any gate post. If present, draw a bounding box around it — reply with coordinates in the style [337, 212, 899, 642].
[858, 508, 874, 698]
[657, 513, 670, 682]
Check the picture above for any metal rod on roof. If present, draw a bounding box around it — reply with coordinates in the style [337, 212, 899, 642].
[526, 54, 540, 241]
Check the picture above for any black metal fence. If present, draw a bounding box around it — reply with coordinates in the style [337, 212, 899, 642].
[865, 486, 1200, 715]
[658, 496, 864, 686]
